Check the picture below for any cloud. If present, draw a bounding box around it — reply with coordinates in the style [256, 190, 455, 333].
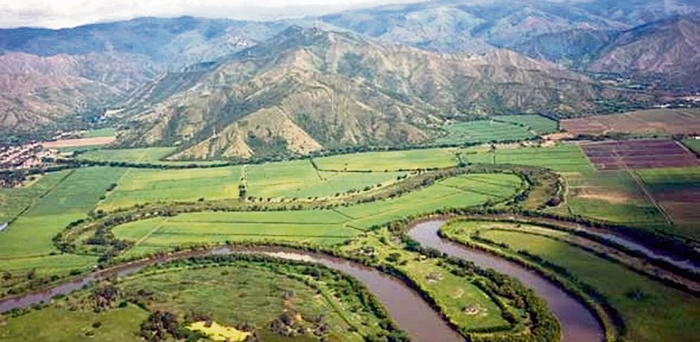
[0, 0, 423, 28]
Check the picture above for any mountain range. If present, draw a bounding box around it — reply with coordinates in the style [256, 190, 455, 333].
[0, 0, 698, 157]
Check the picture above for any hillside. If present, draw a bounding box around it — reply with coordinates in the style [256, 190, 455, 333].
[0, 17, 286, 70]
[588, 16, 700, 88]
[118, 26, 628, 160]
[0, 52, 158, 132]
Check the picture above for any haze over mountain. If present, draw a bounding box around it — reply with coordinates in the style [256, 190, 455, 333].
[113, 26, 634, 159]
[0, 0, 698, 150]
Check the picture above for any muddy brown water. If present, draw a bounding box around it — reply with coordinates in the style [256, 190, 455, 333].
[0, 220, 607, 342]
[408, 220, 605, 342]
[0, 246, 462, 342]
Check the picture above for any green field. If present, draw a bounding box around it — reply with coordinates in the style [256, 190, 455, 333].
[1, 260, 395, 341]
[435, 120, 535, 145]
[80, 128, 116, 138]
[461, 144, 593, 172]
[77, 147, 177, 163]
[565, 171, 668, 227]
[682, 139, 700, 154]
[0, 171, 72, 222]
[441, 221, 700, 342]
[99, 166, 242, 210]
[343, 228, 509, 331]
[246, 160, 407, 199]
[113, 173, 522, 257]
[314, 148, 459, 171]
[494, 115, 558, 135]
[0, 167, 125, 259]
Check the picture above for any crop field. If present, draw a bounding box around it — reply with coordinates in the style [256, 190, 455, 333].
[564, 171, 668, 226]
[246, 160, 407, 199]
[580, 139, 700, 170]
[435, 120, 534, 145]
[80, 128, 116, 138]
[682, 139, 700, 154]
[42, 136, 116, 149]
[442, 221, 700, 342]
[113, 173, 522, 258]
[561, 108, 700, 136]
[494, 115, 559, 135]
[0, 171, 71, 223]
[0, 167, 125, 260]
[99, 166, 242, 210]
[460, 144, 594, 172]
[636, 167, 700, 238]
[77, 147, 177, 163]
[313, 148, 459, 171]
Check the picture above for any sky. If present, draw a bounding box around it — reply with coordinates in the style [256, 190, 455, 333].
[0, 0, 424, 29]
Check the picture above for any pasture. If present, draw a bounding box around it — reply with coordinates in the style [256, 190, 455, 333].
[442, 221, 700, 342]
[313, 148, 459, 171]
[0, 167, 125, 259]
[99, 166, 242, 210]
[494, 115, 558, 135]
[435, 120, 534, 145]
[77, 147, 177, 163]
[113, 173, 523, 258]
[461, 144, 593, 172]
[246, 159, 407, 199]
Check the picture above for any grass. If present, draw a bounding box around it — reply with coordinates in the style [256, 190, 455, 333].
[2, 260, 389, 341]
[343, 228, 509, 331]
[461, 144, 594, 172]
[442, 221, 700, 342]
[0, 305, 148, 342]
[99, 166, 242, 210]
[0, 171, 72, 223]
[77, 147, 177, 163]
[682, 139, 700, 154]
[113, 174, 522, 258]
[565, 171, 668, 227]
[0, 167, 125, 259]
[80, 128, 116, 138]
[116, 262, 384, 341]
[435, 120, 535, 145]
[313, 148, 459, 171]
[187, 321, 251, 341]
[494, 115, 558, 135]
[246, 160, 407, 199]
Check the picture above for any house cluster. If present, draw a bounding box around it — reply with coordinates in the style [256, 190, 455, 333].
[0, 144, 55, 171]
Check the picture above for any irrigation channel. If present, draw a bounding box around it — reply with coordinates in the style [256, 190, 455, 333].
[0, 220, 609, 342]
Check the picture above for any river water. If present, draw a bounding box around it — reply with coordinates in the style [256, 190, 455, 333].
[407, 220, 604, 342]
[0, 220, 606, 342]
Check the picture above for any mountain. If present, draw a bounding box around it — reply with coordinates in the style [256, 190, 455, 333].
[509, 29, 617, 67]
[321, 0, 699, 53]
[0, 17, 286, 70]
[0, 17, 287, 135]
[0, 52, 158, 132]
[116, 26, 629, 160]
[588, 16, 700, 88]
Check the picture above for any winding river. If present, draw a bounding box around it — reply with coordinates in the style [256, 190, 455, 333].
[407, 220, 604, 342]
[0, 220, 606, 342]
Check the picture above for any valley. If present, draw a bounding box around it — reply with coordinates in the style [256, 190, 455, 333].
[1, 1, 699, 341]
